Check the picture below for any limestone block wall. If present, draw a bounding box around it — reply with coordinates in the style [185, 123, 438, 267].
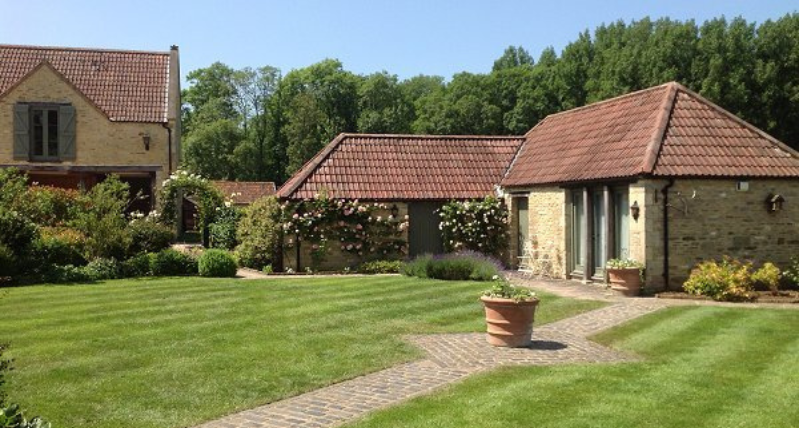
[664, 179, 799, 286]
[0, 65, 172, 186]
[525, 187, 568, 278]
[282, 202, 409, 272]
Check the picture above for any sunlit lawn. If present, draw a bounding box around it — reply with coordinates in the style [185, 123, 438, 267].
[346, 306, 799, 428]
[0, 276, 604, 428]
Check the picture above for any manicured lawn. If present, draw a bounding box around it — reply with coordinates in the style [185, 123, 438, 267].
[346, 306, 799, 428]
[0, 276, 604, 428]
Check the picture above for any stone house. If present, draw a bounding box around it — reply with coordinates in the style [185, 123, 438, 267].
[0, 44, 181, 212]
[276, 133, 524, 271]
[278, 82, 799, 289]
[502, 82, 799, 290]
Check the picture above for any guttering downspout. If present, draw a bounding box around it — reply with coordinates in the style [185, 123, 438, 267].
[662, 179, 675, 290]
[162, 123, 173, 175]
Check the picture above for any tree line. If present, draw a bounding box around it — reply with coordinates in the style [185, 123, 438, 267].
[181, 14, 799, 184]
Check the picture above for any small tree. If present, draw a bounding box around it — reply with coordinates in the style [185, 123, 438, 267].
[438, 196, 509, 259]
[236, 196, 282, 270]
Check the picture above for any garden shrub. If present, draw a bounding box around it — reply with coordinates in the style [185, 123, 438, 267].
[236, 196, 282, 270]
[71, 176, 132, 260]
[198, 249, 238, 277]
[0, 209, 38, 256]
[127, 218, 174, 256]
[402, 252, 502, 281]
[38, 265, 92, 284]
[358, 260, 403, 274]
[752, 262, 781, 294]
[0, 245, 17, 279]
[151, 249, 198, 276]
[426, 257, 475, 280]
[401, 254, 432, 278]
[82, 258, 123, 281]
[121, 253, 154, 278]
[438, 196, 509, 259]
[32, 228, 87, 267]
[20, 186, 82, 227]
[209, 205, 241, 250]
[683, 258, 755, 301]
[0, 169, 29, 212]
[783, 257, 799, 290]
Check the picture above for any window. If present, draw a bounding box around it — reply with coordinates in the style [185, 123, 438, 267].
[13, 103, 76, 161]
[31, 106, 60, 160]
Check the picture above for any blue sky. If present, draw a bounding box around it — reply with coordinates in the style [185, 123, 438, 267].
[0, 1, 796, 83]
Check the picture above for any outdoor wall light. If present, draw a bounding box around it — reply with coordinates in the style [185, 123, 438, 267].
[766, 194, 784, 213]
[390, 204, 399, 218]
[140, 132, 151, 151]
[630, 200, 640, 221]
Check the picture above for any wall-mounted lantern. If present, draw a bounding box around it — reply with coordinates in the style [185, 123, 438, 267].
[766, 194, 785, 213]
[630, 200, 640, 221]
[390, 204, 399, 218]
[140, 132, 151, 151]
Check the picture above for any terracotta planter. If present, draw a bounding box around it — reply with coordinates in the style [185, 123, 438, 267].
[480, 296, 539, 347]
[607, 268, 642, 296]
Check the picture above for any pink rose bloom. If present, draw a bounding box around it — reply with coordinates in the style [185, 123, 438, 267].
[292, 213, 299, 219]
[356, 224, 363, 230]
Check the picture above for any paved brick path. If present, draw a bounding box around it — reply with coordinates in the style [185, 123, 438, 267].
[195, 298, 664, 428]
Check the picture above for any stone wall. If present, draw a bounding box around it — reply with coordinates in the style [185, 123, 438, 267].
[0, 64, 174, 187]
[663, 178, 799, 287]
[282, 202, 409, 272]
[511, 187, 567, 278]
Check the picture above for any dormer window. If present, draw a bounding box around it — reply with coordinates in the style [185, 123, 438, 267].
[13, 103, 76, 162]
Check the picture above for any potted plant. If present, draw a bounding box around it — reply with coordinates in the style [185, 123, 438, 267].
[480, 275, 539, 347]
[606, 258, 644, 296]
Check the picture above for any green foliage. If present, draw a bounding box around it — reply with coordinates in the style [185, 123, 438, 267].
[209, 205, 242, 250]
[261, 264, 273, 275]
[0, 245, 16, 279]
[183, 119, 244, 181]
[0, 209, 38, 256]
[82, 259, 123, 281]
[32, 228, 87, 267]
[235, 196, 282, 270]
[683, 258, 755, 301]
[127, 218, 174, 256]
[0, 342, 9, 406]
[0, 169, 29, 211]
[282, 197, 408, 269]
[70, 176, 131, 260]
[38, 265, 92, 284]
[151, 249, 198, 277]
[402, 252, 502, 282]
[0, 404, 51, 428]
[606, 258, 644, 269]
[357, 260, 403, 274]
[18, 186, 82, 227]
[158, 171, 224, 236]
[198, 249, 238, 278]
[121, 253, 154, 278]
[752, 262, 781, 294]
[438, 197, 509, 259]
[401, 254, 432, 278]
[783, 257, 799, 289]
[482, 276, 537, 302]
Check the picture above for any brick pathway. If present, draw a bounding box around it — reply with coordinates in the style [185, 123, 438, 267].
[194, 299, 664, 428]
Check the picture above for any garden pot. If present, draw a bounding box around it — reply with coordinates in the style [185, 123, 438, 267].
[480, 296, 539, 347]
[607, 268, 642, 296]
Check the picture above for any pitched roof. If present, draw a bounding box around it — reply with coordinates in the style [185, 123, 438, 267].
[502, 82, 799, 187]
[213, 181, 277, 205]
[278, 134, 524, 200]
[0, 44, 171, 123]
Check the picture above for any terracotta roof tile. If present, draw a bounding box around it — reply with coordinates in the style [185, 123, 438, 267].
[278, 134, 524, 200]
[503, 82, 799, 187]
[0, 44, 170, 123]
[213, 181, 277, 205]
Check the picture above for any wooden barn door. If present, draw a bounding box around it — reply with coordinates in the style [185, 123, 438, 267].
[408, 202, 444, 257]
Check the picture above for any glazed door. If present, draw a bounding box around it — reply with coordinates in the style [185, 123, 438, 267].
[592, 190, 607, 277]
[570, 191, 585, 275]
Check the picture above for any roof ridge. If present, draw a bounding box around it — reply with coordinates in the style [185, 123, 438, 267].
[641, 82, 679, 174]
[339, 132, 524, 140]
[0, 43, 170, 56]
[543, 82, 674, 121]
[668, 84, 799, 160]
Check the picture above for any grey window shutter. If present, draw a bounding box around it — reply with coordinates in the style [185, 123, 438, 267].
[13, 103, 30, 160]
[59, 105, 76, 160]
